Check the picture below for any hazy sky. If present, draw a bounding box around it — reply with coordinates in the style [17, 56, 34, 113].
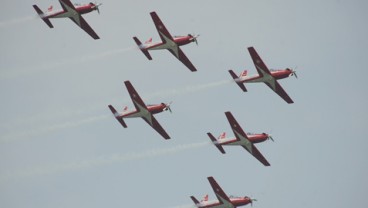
[1, 0, 367, 208]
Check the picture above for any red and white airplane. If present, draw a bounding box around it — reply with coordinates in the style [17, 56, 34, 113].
[207, 111, 272, 166]
[191, 176, 256, 208]
[229, 47, 297, 104]
[32, 0, 101, 39]
[133, 11, 199, 72]
[108, 81, 172, 140]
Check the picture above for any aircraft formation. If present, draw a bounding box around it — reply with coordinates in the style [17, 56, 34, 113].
[32, 0, 298, 207]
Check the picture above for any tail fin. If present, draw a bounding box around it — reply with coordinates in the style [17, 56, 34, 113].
[32, 5, 54, 28]
[202, 194, 209, 202]
[145, 37, 152, 44]
[190, 196, 200, 205]
[218, 132, 226, 140]
[240, 70, 248, 77]
[108, 105, 127, 128]
[207, 132, 226, 154]
[229, 69, 247, 92]
[133, 37, 152, 60]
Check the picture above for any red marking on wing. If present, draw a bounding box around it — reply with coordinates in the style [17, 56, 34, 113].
[124, 81, 148, 111]
[150, 11, 174, 43]
[207, 177, 231, 204]
[168, 47, 197, 72]
[141, 115, 171, 140]
[248, 47, 271, 76]
[265, 80, 294, 104]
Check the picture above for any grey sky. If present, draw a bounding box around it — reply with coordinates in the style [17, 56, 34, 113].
[1, 0, 368, 208]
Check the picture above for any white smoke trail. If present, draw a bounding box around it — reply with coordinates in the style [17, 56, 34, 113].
[0, 80, 232, 143]
[0, 114, 109, 144]
[0, 15, 36, 28]
[1, 46, 136, 79]
[0, 141, 210, 183]
[164, 204, 195, 208]
[165, 204, 196, 208]
[144, 79, 233, 100]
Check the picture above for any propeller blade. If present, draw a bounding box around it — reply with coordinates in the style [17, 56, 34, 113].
[269, 135, 274, 142]
[293, 71, 298, 79]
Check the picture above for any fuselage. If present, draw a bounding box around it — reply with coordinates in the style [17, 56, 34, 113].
[218, 133, 270, 146]
[237, 69, 293, 84]
[43, 3, 97, 19]
[142, 35, 195, 51]
[118, 103, 167, 119]
[196, 197, 252, 208]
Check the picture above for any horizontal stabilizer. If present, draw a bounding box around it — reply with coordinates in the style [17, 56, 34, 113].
[191, 196, 200, 205]
[33, 5, 54, 28]
[207, 133, 226, 154]
[108, 105, 127, 128]
[229, 69, 247, 92]
[133, 37, 152, 60]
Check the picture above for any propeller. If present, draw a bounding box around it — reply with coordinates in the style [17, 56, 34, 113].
[288, 67, 298, 79]
[91, 2, 102, 14]
[163, 101, 173, 113]
[189, 34, 200, 45]
[268, 134, 274, 142]
[250, 198, 257, 206]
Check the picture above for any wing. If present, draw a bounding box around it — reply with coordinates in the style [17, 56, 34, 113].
[225, 111, 270, 166]
[241, 145, 270, 166]
[248, 46, 271, 76]
[141, 115, 171, 140]
[264, 80, 294, 104]
[168, 48, 197, 72]
[124, 81, 148, 111]
[207, 177, 233, 206]
[59, 0, 99, 39]
[150, 11, 174, 43]
[58, 0, 75, 11]
[68, 15, 100, 39]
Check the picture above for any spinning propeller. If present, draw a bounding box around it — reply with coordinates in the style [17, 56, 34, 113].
[250, 198, 257, 206]
[268, 134, 274, 142]
[163, 101, 173, 113]
[189, 34, 200, 45]
[288, 67, 298, 79]
[90, 2, 102, 14]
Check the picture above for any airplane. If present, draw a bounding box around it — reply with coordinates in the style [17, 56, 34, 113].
[228, 47, 297, 104]
[32, 0, 102, 39]
[207, 111, 272, 166]
[190, 176, 256, 208]
[108, 81, 172, 140]
[133, 11, 199, 72]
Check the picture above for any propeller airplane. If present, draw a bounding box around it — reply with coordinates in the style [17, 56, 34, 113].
[207, 111, 272, 166]
[108, 81, 172, 140]
[133, 11, 199, 72]
[33, 0, 102, 39]
[229, 47, 297, 104]
[191, 176, 256, 208]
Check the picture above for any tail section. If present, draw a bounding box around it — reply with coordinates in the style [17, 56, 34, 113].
[229, 69, 247, 92]
[133, 37, 152, 60]
[218, 132, 226, 140]
[201, 194, 209, 202]
[108, 105, 127, 128]
[190, 196, 200, 206]
[207, 132, 226, 154]
[32, 5, 54, 28]
[240, 70, 248, 77]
